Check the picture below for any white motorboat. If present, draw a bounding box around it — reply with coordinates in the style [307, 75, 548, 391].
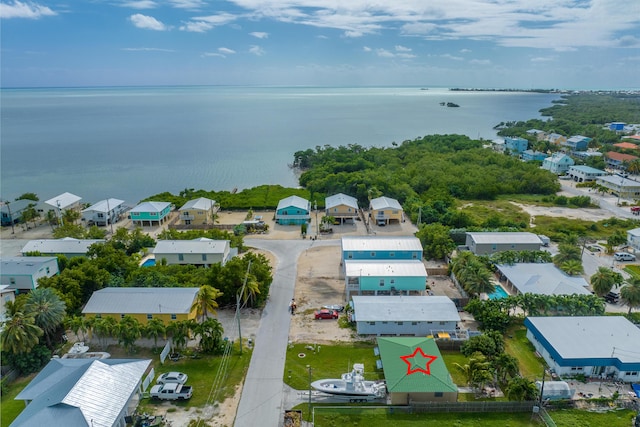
[311, 363, 386, 398]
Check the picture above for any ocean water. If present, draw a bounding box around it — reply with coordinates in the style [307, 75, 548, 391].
[0, 86, 560, 205]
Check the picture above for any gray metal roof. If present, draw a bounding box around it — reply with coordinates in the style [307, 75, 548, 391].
[466, 232, 542, 245]
[568, 165, 605, 174]
[628, 227, 640, 237]
[341, 236, 423, 252]
[130, 201, 171, 213]
[179, 197, 216, 211]
[351, 296, 460, 322]
[325, 193, 358, 210]
[21, 238, 105, 255]
[345, 260, 427, 277]
[598, 175, 640, 187]
[369, 196, 402, 211]
[527, 316, 640, 363]
[12, 358, 151, 427]
[276, 195, 310, 211]
[0, 257, 58, 275]
[82, 287, 199, 314]
[44, 192, 82, 210]
[81, 199, 124, 214]
[496, 263, 590, 295]
[153, 239, 229, 254]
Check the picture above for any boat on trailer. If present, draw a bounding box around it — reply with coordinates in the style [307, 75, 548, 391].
[311, 363, 386, 400]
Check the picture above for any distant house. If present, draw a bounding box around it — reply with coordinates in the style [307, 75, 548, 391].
[609, 122, 626, 131]
[179, 197, 217, 225]
[547, 133, 567, 145]
[43, 192, 82, 221]
[275, 195, 311, 225]
[596, 175, 640, 200]
[0, 257, 60, 292]
[520, 150, 547, 162]
[627, 228, 640, 252]
[325, 193, 359, 224]
[129, 201, 172, 227]
[605, 151, 639, 170]
[82, 287, 199, 324]
[504, 137, 528, 154]
[566, 165, 607, 182]
[562, 135, 592, 151]
[351, 296, 459, 336]
[369, 196, 403, 225]
[573, 151, 603, 161]
[465, 232, 542, 255]
[526, 129, 547, 140]
[613, 142, 638, 151]
[376, 337, 458, 404]
[81, 198, 126, 226]
[525, 316, 640, 380]
[1, 285, 16, 324]
[542, 152, 575, 174]
[341, 236, 423, 263]
[153, 238, 232, 267]
[344, 260, 428, 300]
[10, 358, 151, 427]
[21, 238, 105, 258]
[1, 199, 37, 227]
[496, 263, 590, 296]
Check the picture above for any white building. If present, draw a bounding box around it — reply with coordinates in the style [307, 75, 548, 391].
[152, 238, 232, 267]
[0, 257, 60, 291]
[628, 228, 640, 252]
[465, 232, 543, 255]
[21, 238, 105, 258]
[81, 198, 126, 226]
[566, 165, 607, 183]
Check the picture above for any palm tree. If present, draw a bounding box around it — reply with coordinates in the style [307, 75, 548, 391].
[458, 261, 495, 296]
[493, 353, 520, 384]
[239, 275, 261, 307]
[454, 354, 493, 392]
[117, 316, 142, 354]
[191, 285, 223, 322]
[620, 278, 640, 314]
[167, 320, 192, 353]
[590, 267, 623, 297]
[92, 316, 118, 350]
[24, 288, 66, 348]
[560, 259, 584, 276]
[554, 243, 581, 266]
[65, 315, 89, 342]
[145, 318, 166, 350]
[0, 311, 43, 354]
[505, 376, 538, 401]
[195, 318, 225, 354]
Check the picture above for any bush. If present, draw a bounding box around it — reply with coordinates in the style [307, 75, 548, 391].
[3, 345, 51, 375]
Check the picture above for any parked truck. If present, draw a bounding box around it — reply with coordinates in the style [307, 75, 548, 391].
[150, 382, 193, 400]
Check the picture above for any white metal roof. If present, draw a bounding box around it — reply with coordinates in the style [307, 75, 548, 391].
[325, 193, 358, 210]
[527, 316, 640, 363]
[351, 296, 460, 322]
[21, 238, 105, 255]
[568, 165, 605, 174]
[341, 236, 423, 252]
[130, 201, 171, 213]
[0, 257, 58, 275]
[82, 287, 199, 314]
[497, 263, 590, 296]
[598, 175, 640, 187]
[369, 196, 402, 211]
[44, 192, 82, 210]
[81, 198, 125, 214]
[345, 260, 427, 277]
[466, 232, 542, 245]
[276, 195, 310, 211]
[153, 239, 229, 254]
[179, 197, 216, 211]
[628, 227, 640, 237]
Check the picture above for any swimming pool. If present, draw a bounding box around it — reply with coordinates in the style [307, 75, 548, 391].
[141, 258, 156, 267]
[488, 284, 509, 300]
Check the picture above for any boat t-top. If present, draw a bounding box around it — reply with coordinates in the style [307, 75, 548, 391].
[310, 363, 386, 398]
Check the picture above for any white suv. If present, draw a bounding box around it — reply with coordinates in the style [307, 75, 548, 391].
[614, 252, 636, 261]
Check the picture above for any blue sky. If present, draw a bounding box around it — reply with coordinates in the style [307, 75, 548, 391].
[1, 0, 639, 89]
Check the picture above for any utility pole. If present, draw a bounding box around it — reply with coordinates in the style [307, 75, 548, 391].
[106, 198, 114, 234]
[56, 200, 64, 227]
[314, 200, 319, 237]
[307, 364, 312, 421]
[538, 366, 546, 407]
[236, 260, 252, 355]
[5, 200, 15, 234]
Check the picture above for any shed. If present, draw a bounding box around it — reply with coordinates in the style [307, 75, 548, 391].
[535, 381, 574, 400]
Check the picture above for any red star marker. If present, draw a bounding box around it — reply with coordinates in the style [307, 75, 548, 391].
[400, 347, 438, 375]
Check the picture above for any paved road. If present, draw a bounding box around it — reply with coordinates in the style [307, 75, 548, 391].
[234, 238, 339, 427]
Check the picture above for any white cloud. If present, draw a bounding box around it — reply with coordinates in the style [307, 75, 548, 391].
[530, 56, 555, 62]
[363, 46, 372, 52]
[249, 31, 269, 39]
[376, 48, 394, 58]
[202, 52, 226, 57]
[129, 13, 167, 30]
[441, 53, 463, 61]
[180, 13, 237, 32]
[344, 30, 363, 38]
[469, 59, 491, 65]
[169, 0, 204, 9]
[122, 47, 174, 52]
[180, 21, 214, 32]
[0, 1, 56, 19]
[317, 35, 328, 39]
[120, 0, 157, 9]
[249, 45, 265, 56]
[397, 53, 416, 59]
[460, 49, 471, 54]
[218, 47, 236, 54]
[395, 45, 411, 52]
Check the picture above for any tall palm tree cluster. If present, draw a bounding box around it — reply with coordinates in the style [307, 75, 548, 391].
[449, 252, 496, 297]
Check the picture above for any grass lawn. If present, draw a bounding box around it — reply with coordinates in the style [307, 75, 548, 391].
[504, 324, 546, 380]
[1, 374, 37, 425]
[548, 409, 636, 427]
[439, 350, 470, 386]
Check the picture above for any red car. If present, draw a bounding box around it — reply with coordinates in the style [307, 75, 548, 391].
[314, 309, 339, 320]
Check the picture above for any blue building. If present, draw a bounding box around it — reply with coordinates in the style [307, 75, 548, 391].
[341, 236, 423, 263]
[609, 122, 626, 131]
[504, 137, 529, 154]
[275, 195, 311, 225]
[0, 199, 35, 226]
[521, 149, 547, 162]
[563, 135, 592, 151]
[345, 260, 428, 300]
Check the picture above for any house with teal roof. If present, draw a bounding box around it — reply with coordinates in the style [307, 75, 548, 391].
[376, 337, 458, 404]
[275, 195, 311, 225]
[129, 201, 171, 227]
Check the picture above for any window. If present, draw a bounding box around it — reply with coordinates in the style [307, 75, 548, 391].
[435, 392, 443, 397]
[9, 278, 15, 285]
[120, 314, 125, 319]
[347, 252, 353, 259]
[625, 371, 639, 376]
[379, 279, 385, 286]
[412, 253, 418, 259]
[390, 279, 395, 285]
[46, 267, 50, 274]
[368, 322, 376, 326]
[371, 252, 376, 257]
[389, 252, 395, 257]
[96, 314, 102, 319]
[439, 321, 445, 325]
[397, 322, 404, 325]
[147, 314, 153, 320]
[150, 212, 157, 216]
[171, 314, 177, 320]
[411, 322, 418, 325]
[382, 321, 388, 325]
[98, 213, 104, 218]
[202, 254, 207, 261]
[178, 254, 184, 261]
[570, 367, 584, 371]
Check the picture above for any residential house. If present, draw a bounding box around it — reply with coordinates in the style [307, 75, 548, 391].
[613, 142, 638, 151]
[129, 201, 172, 227]
[573, 151, 603, 161]
[627, 228, 640, 252]
[1, 285, 16, 325]
[465, 232, 542, 255]
[179, 197, 217, 225]
[10, 358, 151, 427]
[21, 238, 105, 258]
[562, 135, 592, 151]
[325, 193, 359, 224]
[605, 151, 638, 170]
[566, 165, 607, 182]
[609, 122, 626, 131]
[521, 150, 547, 162]
[341, 236, 423, 263]
[376, 337, 458, 404]
[275, 195, 311, 225]
[496, 263, 590, 296]
[344, 260, 428, 300]
[82, 287, 200, 325]
[1, 199, 36, 227]
[525, 316, 640, 381]
[546, 133, 567, 145]
[43, 192, 82, 222]
[81, 198, 126, 226]
[526, 129, 547, 140]
[152, 238, 232, 267]
[504, 136, 528, 155]
[351, 296, 459, 336]
[596, 175, 640, 200]
[0, 257, 60, 292]
[542, 152, 575, 174]
[369, 196, 403, 225]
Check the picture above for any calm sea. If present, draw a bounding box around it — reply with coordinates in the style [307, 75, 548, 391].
[0, 86, 560, 205]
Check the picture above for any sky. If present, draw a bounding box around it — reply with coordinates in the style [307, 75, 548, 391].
[1, 0, 639, 89]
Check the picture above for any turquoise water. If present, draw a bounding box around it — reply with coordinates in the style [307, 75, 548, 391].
[488, 284, 509, 300]
[141, 259, 156, 267]
[0, 86, 560, 204]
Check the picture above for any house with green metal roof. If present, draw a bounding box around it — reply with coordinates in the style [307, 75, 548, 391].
[376, 337, 458, 404]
